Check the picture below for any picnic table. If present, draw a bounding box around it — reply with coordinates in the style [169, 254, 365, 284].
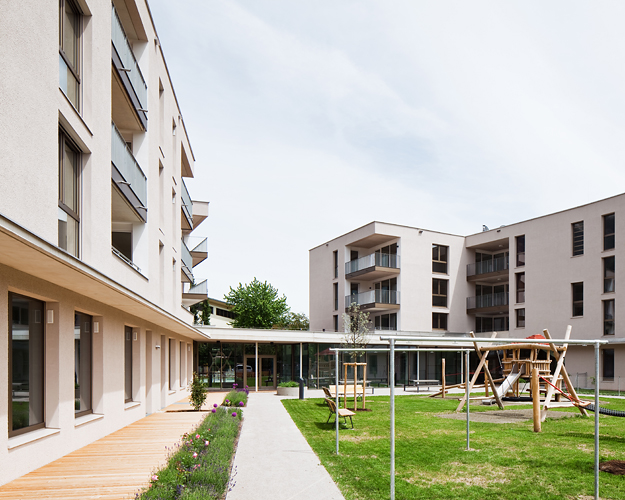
[403, 379, 440, 392]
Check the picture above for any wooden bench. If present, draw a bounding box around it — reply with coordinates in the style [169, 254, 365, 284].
[325, 398, 355, 429]
[403, 379, 440, 392]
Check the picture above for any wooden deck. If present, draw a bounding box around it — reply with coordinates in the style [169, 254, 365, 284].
[0, 392, 227, 499]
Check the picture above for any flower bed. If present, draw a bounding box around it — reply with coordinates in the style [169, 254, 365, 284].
[137, 408, 241, 500]
[221, 384, 248, 409]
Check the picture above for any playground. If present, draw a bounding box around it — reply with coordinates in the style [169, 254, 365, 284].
[283, 393, 625, 500]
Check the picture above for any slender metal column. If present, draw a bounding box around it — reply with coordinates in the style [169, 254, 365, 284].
[466, 349, 470, 450]
[390, 339, 395, 500]
[335, 351, 340, 455]
[255, 342, 258, 393]
[300, 342, 303, 379]
[594, 343, 600, 500]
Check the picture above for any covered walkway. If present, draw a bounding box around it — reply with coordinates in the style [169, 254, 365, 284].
[0, 393, 226, 499]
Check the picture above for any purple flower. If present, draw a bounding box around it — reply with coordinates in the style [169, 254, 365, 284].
[213, 403, 218, 408]
[239, 401, 244, 407]
[225, 399, 230, 404]
[232, 411, 237, 417]
[211, 408, 216, 413]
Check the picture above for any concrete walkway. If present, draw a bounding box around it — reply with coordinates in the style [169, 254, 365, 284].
[226, 392, 345, 500]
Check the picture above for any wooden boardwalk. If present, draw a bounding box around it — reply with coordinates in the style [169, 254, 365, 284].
[0, 392, 227, 499]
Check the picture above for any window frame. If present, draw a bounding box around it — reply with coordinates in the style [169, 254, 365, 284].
[604, 213, 615, 251]
[333, 283, 339, 311]
[74, 312, 93, 417]
[603, 348, 614, 380]
[432, 244, 448, 274]
[59, 0, 82, 110]
[124, 326, 133, 402]
[9, 293, 46, 437]
[58, 129, 81, 257]
[603, 256, 615, 294]
[516, 235, 525, 267]
[516, 308, 525, 328]
[515, 273, 525, 304]
[333, 250, 338, 279]
[432, 278, 448, 307]
[572, 282, 584, 317]
[572, 221, 584, 256]
[603, 299, 615, 336]
[432, 312, 448, 331]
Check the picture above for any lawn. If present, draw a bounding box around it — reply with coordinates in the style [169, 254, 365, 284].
[283, 395, 625, 500]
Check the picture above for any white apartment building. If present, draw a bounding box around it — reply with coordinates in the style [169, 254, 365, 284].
[0, 0, 209, 484]
[310, 194, 624, 390]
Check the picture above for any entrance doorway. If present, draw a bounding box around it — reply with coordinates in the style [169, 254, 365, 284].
[244, 355, 277, 391]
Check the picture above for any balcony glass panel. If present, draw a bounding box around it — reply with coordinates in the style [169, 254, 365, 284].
[345, 290, 400, 308]
[181, 178, 193, 228]
[111, 122, 147, 209]
[181, 239, 193, 280]
[466, 292, 509, 310]
[345, 253, 400, 274]
[111, 5, 147, 110]
[467, 255, 509, 277]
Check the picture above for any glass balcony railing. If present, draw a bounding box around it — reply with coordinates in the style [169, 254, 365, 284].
[466, 292, 509, 310]
[111, 122, 147, 209]
[345, 253, 400, 275]
[181, 178, 193, 229]
[345, 290, 400, 308]
[467, 255, 509, 277]
[181, 239, 193, 281]
[111, 4, 147, 111]
[186, 279, 207, 295]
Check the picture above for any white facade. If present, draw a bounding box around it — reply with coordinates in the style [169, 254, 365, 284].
[0, 0, 209, 485]
[310, 194, 625, 389]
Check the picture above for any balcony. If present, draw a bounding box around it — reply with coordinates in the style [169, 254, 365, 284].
[345, 253, 400, 280]
[182, 279, 208, 308]
[186, 236, 208, 266]
[466, 292, 509, 314]
[345, 290, 400, 312]
[467, 255, 509, 282]
[181, 179, 193, 232]
[111, 4, 147, 130]
[181, 239, 193, 283]
[111, 122, 147, 222]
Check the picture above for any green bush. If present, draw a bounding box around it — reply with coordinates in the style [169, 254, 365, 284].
[138, 408, 241, 500]
[278, 381, 299, 387]
[189, 372, 207, 411]
[222, 390, 248, 408]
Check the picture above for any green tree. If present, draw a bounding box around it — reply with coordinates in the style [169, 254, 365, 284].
[273, 312, 309, 330]
[224, 278, 289, 328]
[190, 299, 211, 325]
[342, 303, 371, 359]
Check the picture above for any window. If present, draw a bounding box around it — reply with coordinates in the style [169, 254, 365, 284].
[516, 273, 525, 303]
[572, 282, 584, 317]
[124, 326, 133, 402]
[432, 245, 448, 274]
[333, 283, 339, 310]
[333, 250, 338, 278]
[604, 300, 615, 336]
[59, 0, 81, 109]
[516, 308, 525, 328]
[604, 256, 615, 293]
[74, 312, 92, 416]
[432, 312, 448, 330]
[494, 316, 509, 332]
[375, 313, 398, 331]
[475, 317, 492, 333]
[432, 279, 448, 307]
[169, 338, 176, 390]
[572, 221, 584, 256]
[180, 342, 184, 387]
[58, 130, 80, 257]
[333, 315, 338, 332]
[9, 294, 45, 436]
[516, 235, 525, 267]
[603, 349, 614, 380]
[375, 278, 397, 304]
[604, 213, 615, 251]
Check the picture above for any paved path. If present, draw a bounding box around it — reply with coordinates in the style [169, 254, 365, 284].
[227, 392, 345, 500]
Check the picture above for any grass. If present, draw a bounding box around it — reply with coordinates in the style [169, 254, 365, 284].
[283, 395, 625, 500]
[137, 407, 242, 500]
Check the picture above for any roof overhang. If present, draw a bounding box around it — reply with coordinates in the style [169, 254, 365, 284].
[0, 214, 209, 341]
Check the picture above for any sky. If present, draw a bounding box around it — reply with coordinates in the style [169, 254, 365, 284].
[148, 1, 625, 315]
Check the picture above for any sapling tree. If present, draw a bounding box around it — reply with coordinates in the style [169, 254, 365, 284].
[189, 372, 207, 411]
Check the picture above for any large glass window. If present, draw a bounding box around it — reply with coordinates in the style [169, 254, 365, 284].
[374, 313, 398, 331]
[604, 213, 615, 251]
[124, 326, 133, 402]
[572, 221, 584, 256]
[432, 279, 448, 307]
[572, 282, 584, 317]
[180, 341, 185, 387]
[604, 256, 615, 293]
[74, 312, 92, 416]
[516, 235, 525, 267]
[516, 273, 525, 303]
[169, 338, 176, 390]
[59, 0, 81, 109]
[9, 294, 45, 436]
[603, 349, 614, 380]
[58, 130, 80, 257]
[432, 245, 448, 274]
[604, 299, 615, 336]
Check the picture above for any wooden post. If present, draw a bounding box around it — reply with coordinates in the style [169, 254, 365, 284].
[532, 367, 541, 432]
[353, 367, 357, 411]
[484, 360, 489, 397]
[441, 358, 446, 399]
[363, 364, 367, 410]
[343, 364, 348, 409]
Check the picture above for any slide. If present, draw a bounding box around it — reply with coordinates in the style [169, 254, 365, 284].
[495, 364, 523, 399]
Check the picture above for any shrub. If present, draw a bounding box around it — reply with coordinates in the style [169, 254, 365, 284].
[222, 390, 247, 407]
[189, 372, 207, 411]
[278, 381, 299, 387]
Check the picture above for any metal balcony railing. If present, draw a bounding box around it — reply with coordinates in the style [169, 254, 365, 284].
[181, 178, 193, 229]
[186, 279, 207, 295]
[111, 122, 147, 209]
[188, 236, 207, 254]
[466, 292, 509, 310]
[345, 253, 400, 275]
[111, 4, 147, 110]
[345, 290, 400, 308]
[467, 255, 509, 277]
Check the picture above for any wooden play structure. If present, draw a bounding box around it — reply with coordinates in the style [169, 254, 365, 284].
[456, 327, 589, 424]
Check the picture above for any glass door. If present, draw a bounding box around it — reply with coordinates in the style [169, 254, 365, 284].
[244, 355, 277, 390]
